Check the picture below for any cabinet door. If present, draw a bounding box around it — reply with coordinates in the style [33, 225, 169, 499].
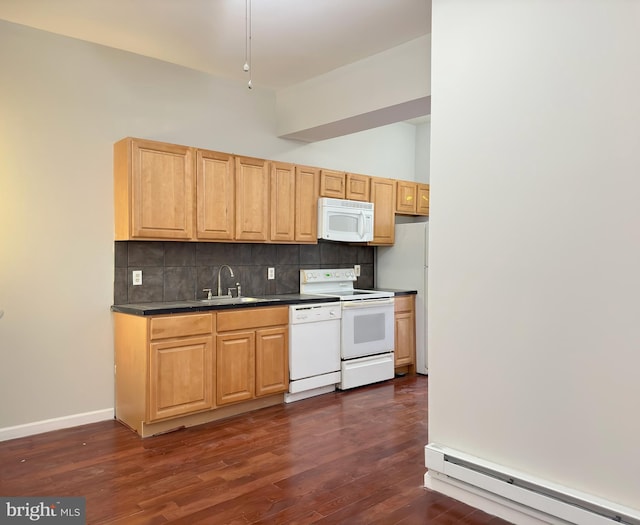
[255, 326, 289, 397]
[235, 156, 270, 241]
[270, 161, 296, 242]
[394, 311, 415, 367]
[369, 177, 396, 245]
[394, 295, 416, 371]
[196, 149, 235, 240]
[295, 165, 319, 243]
[319, 169, 345, 198]
[416, 183, 430, 216]
[345, 173, 370, 201]
[148, 336, 213, 421]
[216, 331, 255, 405]
[396, 181, 417, 215]
[116, 138, 195, 240]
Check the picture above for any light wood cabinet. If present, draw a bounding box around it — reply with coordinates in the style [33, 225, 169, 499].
[270, 162, 319, 243]
[416, 183, 430, 216]
[270, 161, 296, 242]
[369, 176, 396, 245]
[345, 173, 370, 201]
[319, 169, 346, 198]
[394, 295, 416, 374]
[396, 181, 417, 215]
[255, 327, 289, 396]
[196, 149, 235, 240]
[216, 330, 255, 405]
[114, 306, 289, 437]
[216, 306, 289, 406]
[115, 137, 428, 246]
[114, 312, 214, 435]
[114, 137, 195, 240]
[396, 181, 430, 216]
[295, 165, 320, 243]
[148, 335, 214, 421]
[235, 156, 270, 241]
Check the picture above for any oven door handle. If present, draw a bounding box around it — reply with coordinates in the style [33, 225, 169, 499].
[341, 297, 395, 309]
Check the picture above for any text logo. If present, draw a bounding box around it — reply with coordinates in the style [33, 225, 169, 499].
[0, 498, 85, 524]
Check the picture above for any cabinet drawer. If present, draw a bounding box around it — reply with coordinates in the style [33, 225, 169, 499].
[217, 306, 288, 332]
[394, 295, 414, 313]
[150, 314, 213, 340]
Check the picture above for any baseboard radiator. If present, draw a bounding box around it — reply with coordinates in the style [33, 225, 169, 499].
[425, 444, 640, 525]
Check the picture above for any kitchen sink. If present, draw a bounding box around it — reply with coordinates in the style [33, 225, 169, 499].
[190, 296, 268, 305]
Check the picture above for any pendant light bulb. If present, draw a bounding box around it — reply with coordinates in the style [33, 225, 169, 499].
[243, 62, 249, 72]
[248, 79, 252, 90]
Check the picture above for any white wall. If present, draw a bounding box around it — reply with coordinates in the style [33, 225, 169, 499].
[0, 20, 418, 431]
[429, 0, 640, 512]
[277, 35, 430, 141]
[415, 120, 430, 183]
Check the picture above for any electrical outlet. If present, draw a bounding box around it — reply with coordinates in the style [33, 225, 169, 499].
[268, 267, 275, 280]
[132, 270, 142, 286]
[354, 265, 361, 277]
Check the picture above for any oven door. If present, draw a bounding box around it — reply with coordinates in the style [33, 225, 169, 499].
[340, 297, 394, 359]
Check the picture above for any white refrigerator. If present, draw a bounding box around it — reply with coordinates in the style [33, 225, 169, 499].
[375, 221, 428, 375]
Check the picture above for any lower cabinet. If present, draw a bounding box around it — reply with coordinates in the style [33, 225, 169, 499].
[216, 331, 256, 405]
[148, 335, 214, 421]
[113, 306, 289, 437]
[255, 327, 289, 396]
[216, 306, 289, 406]
[394, 295, 416, 373]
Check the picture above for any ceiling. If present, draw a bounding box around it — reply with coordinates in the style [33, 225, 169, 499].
[0, 0, 431, 91]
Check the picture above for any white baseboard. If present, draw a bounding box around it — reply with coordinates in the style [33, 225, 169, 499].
[425, 470, 568, 525]
[424, 444, 640, 525]
[0, 408, 114, 442]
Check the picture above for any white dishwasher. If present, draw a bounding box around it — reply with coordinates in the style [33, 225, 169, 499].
[285, 302, 342, 403]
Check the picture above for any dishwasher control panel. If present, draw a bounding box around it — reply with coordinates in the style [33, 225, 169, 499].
[290, 303, 342, 324]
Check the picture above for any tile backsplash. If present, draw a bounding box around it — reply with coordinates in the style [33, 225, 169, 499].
[114, 240, 375, 304]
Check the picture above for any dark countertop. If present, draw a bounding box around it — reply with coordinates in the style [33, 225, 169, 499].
[111, 294, 340, 316]
[370, 288, 417, 296]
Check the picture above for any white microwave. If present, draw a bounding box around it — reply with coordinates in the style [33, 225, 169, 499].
[318, 197, 374, 242]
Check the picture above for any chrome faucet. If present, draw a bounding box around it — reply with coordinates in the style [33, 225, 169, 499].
[217, 265, 235, 297]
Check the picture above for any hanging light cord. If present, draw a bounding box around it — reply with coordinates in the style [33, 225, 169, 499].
[244, 0, 252, 89]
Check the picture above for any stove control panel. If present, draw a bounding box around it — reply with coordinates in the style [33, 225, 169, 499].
[300, 268, 356, 284]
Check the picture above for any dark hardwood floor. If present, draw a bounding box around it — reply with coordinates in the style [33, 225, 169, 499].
[0, 376, 511, 524]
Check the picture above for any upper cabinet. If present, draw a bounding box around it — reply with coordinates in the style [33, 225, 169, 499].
[319, 170, 370, 202]
[269, 162, 319, 244]
[114, 138, 195, 240]
[270, 161, 296, 243]
[235, 156, 270, 242]
[396, 180, 417, 215]
[294, 165, 320, 243]
[114, 137, 426, 245]
[345, 173, 370, 201]
[196, 149, 235, 240]
[396, 181, 430, 217]
[416, 183, 430, 216]
[369, 177, 396, 246]
[319, 169, 346, 198]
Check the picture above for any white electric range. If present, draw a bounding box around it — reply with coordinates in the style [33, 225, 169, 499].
[300, 268, 395, 389]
